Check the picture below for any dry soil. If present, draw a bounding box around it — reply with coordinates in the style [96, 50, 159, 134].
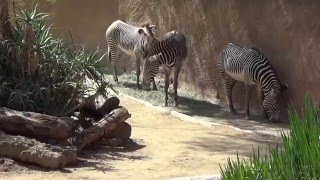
[0, 95, 284, 180]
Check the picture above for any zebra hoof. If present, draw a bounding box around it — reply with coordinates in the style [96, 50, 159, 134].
[174, 101, 178, 107]
[269, 119, 279, 123]
[144, 87, 151, 91]
[262, 113, 268, 120]
[152, 87, 158, 91]
[230, 110, 237, 115]
[164, 103, 168, 107]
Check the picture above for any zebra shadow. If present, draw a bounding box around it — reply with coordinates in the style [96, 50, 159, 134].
[118, 78, 288, 132]
[119, 80, 261, 120]
[175, 95, 289, 132]
[174, 95, 260, 121]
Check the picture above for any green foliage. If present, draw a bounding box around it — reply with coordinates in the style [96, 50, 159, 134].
[0, 4, 110, 116]
[220, 94, 320, 180]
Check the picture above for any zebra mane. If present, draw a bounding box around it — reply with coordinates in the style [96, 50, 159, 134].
[249, 47, 285, 93]
[250, 47, 261, 53]
[141, 23, 157, 39]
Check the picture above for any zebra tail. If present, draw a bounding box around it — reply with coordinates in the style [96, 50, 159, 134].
[107, 46, 112, 63]
[182, 46, 188, 59]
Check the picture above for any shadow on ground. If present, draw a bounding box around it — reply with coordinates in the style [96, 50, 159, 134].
[0, 139, 146, 173]
[108, 73, 289, 134]
[75, 139, 146, 171]
[182, 131, 283, 157]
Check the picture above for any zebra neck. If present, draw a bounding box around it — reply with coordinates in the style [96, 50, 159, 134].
[258, 72, 281, 93]
[150, 56, 162, 66]
[252, 58, 281, 93]
[148, 39, 169, 55]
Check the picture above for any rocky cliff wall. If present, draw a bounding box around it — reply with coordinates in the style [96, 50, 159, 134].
[120, 0, 320, 122]
[14, 1, 320, 122]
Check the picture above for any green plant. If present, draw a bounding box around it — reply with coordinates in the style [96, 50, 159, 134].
[0, 3, 110, 116]
[220, 94, 320, 180]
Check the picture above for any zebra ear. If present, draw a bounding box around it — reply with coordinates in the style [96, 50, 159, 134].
[138, 29, 145, 34]
[141, 23, 149, 27]
[150, 25, 157, 34]
[281, 83, 288, 90]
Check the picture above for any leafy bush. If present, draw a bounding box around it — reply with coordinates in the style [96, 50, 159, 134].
[220, 94, 320, 180]
[0, 4, 110, 116]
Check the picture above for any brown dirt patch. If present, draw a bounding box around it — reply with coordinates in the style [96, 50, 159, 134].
[0, 95, 283, 180]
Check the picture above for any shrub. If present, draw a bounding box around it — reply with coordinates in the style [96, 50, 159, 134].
[0, 4, 110, 116]
[220, 94, 320, 180]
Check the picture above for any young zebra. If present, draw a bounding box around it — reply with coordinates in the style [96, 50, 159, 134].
[142, 31, 187, 106]
[217, 43, 287, 122]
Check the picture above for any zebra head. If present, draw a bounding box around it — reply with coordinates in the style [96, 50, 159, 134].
[263, 83, 288, 122]
[138, 25, 159, 58]
[140, 23, 158, 41]
[142, 53, 162, 90]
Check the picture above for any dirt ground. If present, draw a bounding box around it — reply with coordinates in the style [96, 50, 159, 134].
[0, 95, 285, 180]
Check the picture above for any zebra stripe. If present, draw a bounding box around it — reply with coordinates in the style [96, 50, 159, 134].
[142, 31, 187, 107]
[106, 20, 158, 88]
[217, 43, 287, 122]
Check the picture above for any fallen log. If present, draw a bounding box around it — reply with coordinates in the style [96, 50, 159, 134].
[0, 107, 74, 141]
[98, 138, 124, 147]
[70, 96, 120, 131]
[72, 94, 104, 119]
[0, 131, 78, 169]
[97, 96, 120, 116]
[74, 107, 131, 151]
[75, 96, 120, 119]
[105, 122, 131, 139]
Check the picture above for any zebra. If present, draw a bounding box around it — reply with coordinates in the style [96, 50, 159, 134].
[106, 20, 158, 89]
[142, 30, 187, 107]
[217, 43, 287, 122]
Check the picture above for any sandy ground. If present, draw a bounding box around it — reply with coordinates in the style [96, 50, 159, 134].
[0, 95, 284, 180]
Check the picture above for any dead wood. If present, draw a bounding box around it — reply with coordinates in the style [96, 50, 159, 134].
[97, 96, 120, 116]
[98, 138, 124, 147]
[71, 95, 120, 119]
[0, 107, 74, 141]
[74, 107, 131, 151]
[105, 122, 131, 139]
[0, 131, 77, 169]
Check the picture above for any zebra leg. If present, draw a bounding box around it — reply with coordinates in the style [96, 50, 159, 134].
[113, 65, 119, 83]
[225, 77, 237, 114]
[164, 68, 170, 107]
[173, 63, 181, 107]
[257, 86, 267, 119]
[152, 79, 158, 91]
[218, 65, 236, 114]
[245, 85, 251, 120]
[136, 57, 142, 90]
[107, 42, 120, 83]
